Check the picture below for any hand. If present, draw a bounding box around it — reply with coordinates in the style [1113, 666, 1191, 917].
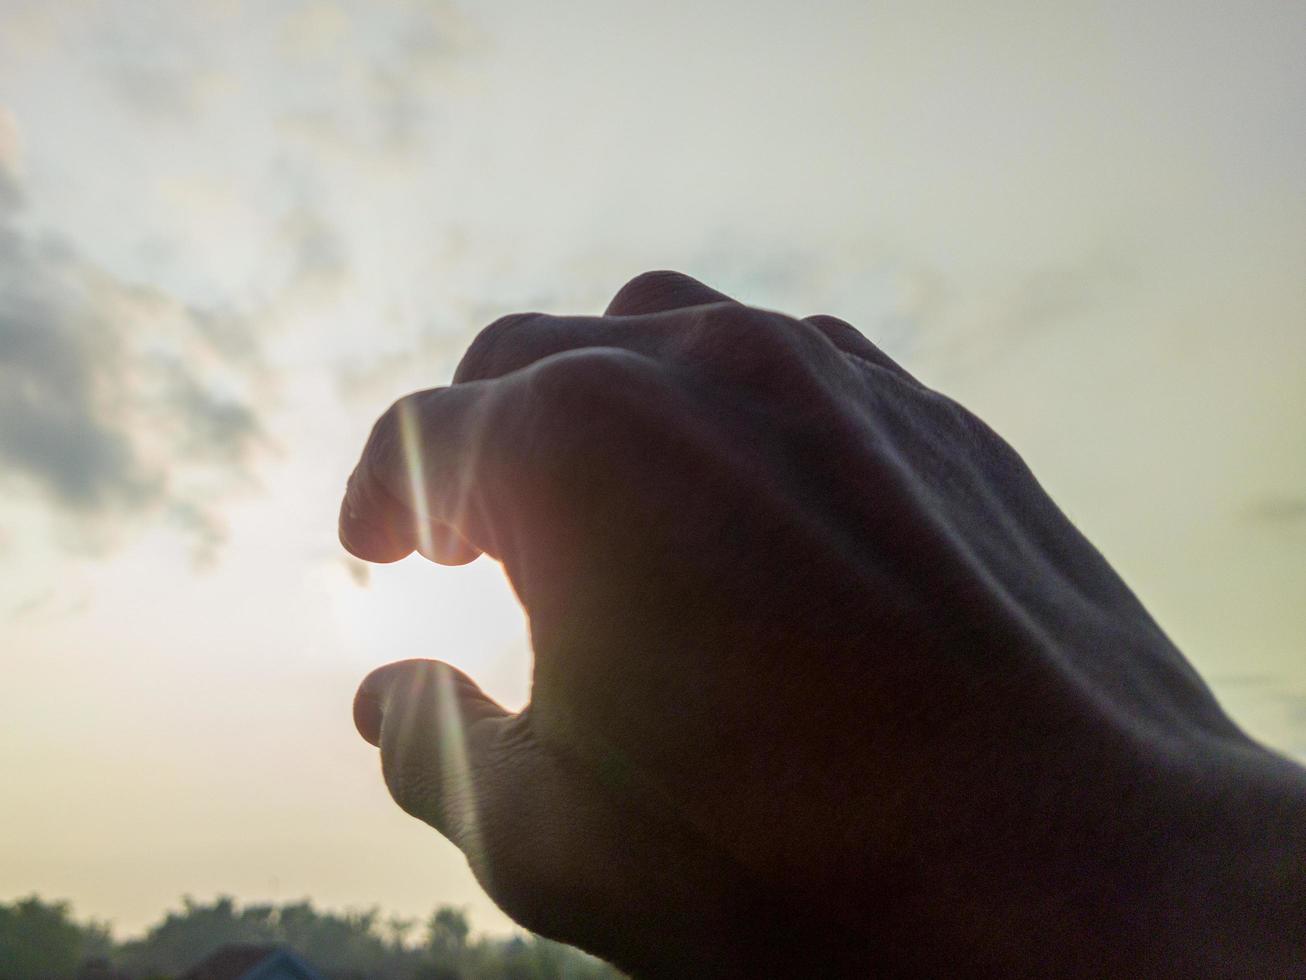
[341, 272, 1306, 977]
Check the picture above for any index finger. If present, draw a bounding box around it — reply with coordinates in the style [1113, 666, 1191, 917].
[603, 270, 739, 317]
[338, 347, 673, 569]
[339, 383, 494, 565]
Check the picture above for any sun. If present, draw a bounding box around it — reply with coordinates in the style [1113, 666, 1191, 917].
[328, 551, 533, 712]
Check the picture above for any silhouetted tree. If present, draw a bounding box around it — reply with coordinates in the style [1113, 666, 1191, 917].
[425, 908, 469, 959]
[0, 896, 112, 980]
[1, 895, 623, 980]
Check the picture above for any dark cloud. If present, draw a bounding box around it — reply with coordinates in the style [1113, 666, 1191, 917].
[161, 362, 263, 464]
[0, 234, 157, 513]
[0, 182, 268, 558]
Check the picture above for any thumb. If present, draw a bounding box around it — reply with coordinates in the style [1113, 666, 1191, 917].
[353, 660, 843, 976]
[354, 659, 509, 860]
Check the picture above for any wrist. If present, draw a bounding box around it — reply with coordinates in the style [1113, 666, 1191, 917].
[820, 718, 1306, 977]
[931, 733, 1306, 977]
[1134, 738, 1306, 976]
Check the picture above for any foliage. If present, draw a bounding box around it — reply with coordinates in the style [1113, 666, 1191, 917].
[0, 897, 113, 980]
[0, 896, 621, 980]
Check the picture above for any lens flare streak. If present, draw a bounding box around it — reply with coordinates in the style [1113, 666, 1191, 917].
[398, 398, 435, 558]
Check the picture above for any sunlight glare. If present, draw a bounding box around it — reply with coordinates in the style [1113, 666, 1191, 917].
[435, 665, 487, 877]
[327, 556, 533, 712]
[398, 397, 435, 559]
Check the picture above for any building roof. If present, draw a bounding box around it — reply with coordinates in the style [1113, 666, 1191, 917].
[179, 944, 322, 980]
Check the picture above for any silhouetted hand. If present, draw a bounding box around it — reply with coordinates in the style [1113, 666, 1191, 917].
[341, 272, 1306, 978]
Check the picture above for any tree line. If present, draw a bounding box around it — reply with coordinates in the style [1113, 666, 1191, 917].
[0, 895, 622, 980]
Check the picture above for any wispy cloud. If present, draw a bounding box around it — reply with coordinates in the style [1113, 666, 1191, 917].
[91, 0, 480, 161]
[279, 206, 351, 298]
[8, 586, 89, 623]
[343, 556, 371, 588]
[275, 0, 482, 157]
[1243, 496, 1306, 527]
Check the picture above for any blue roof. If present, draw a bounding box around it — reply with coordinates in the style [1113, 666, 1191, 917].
[180, 944, 324, 980]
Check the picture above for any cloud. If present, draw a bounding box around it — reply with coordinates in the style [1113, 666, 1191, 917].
[922, 252, 1131, 381]
[334, 328, 468, 403]
[283, 0, 483, 156]
[0, 105, 20, 207]
[8, 587, 89, 623]
[1275, 693, 1306, 761]
[680, 234, 937, 362]
[343, 557, 371, 588]
[0, 169, 18, 211]
[90, 0, 480, 161]
[0, 173, 269, 558]
[93, 2, 228, 121]
[330, 232, 941, 406]
[1243, 496, 1306, 526]
[279, 207, 350, 297]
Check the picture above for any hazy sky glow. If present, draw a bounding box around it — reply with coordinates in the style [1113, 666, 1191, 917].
[1, 0, 1303, 939]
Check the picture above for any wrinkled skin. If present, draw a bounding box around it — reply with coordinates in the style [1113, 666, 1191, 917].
[341, 272, 1306, 978]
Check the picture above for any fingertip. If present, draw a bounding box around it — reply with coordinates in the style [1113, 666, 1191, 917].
[353, 660, 418, 750]
[354, 687, 383, 746]
[415, 522, 483, 566]
[338, 468, 417, 563]
[353, 659, 509, 748]
[338, 505, 416, 564]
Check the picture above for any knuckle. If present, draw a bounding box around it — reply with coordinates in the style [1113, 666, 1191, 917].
[485, 349, 670, 475]
[804, 313, 866, 352]
[453, 312, 547, 384]
[691, 303, 801, 356]
[606, 269, 696, 313]
[803, 313, 849, 331]
[682, 304, 818, 390]
[520, 348, 663, 421]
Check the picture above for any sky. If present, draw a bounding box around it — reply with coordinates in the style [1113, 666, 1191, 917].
[1, 0, 1303, 940]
